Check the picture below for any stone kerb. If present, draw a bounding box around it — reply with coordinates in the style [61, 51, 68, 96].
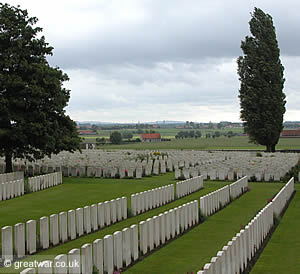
[198, 178, 294, 274]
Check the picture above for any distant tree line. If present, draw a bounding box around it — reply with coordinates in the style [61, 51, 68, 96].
[175, 130, 239, 139]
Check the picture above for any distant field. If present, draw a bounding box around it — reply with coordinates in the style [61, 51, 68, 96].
[92, 127, 244, 139]
[96, 136, 300, 150]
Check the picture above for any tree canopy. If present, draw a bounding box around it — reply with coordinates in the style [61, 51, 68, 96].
[0, 3, 81, 172]
[110, 131, 122, 144]
[237, 7, 286, 152]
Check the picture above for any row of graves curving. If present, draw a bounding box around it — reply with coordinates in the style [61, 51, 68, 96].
[7, 177, 249, 273]
[198, 177, 295, 274]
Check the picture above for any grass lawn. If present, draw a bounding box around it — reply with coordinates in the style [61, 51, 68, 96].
[251, 184, 300, 274]
[126, 182, 283, 274]
[98, 136, 300, 150]
[0, 181, 230, 273]
[0, 174, 182, 234]
[1, 176, 297, 274]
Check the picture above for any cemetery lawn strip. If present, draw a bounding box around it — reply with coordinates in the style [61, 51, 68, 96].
[250, 184, 300, 274]
[0, 173, 177, 230]
[0, 181, 229, 273]
[125, 182, 283, 274]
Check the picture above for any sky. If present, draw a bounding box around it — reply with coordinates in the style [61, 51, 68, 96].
[4, 0, 300, 123]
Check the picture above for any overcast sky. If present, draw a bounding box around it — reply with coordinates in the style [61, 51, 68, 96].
[5, 0, 300, 123]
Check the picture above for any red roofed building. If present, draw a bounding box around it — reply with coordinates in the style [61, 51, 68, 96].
[281, 129, 300, 137]
[78, 130, 96, 135]
[141, 133, 161, 142]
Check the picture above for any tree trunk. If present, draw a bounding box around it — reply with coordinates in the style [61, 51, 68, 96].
[271, 143, 276, 152]
[5, 152, 13, 173]
[266, 144, 276, 152]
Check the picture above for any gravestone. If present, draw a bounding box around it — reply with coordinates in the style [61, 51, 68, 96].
[50, 214, 59, 246]
[40, 217, 49, 250]
[26, 220, 36, 254]
[14, 223, 25, 258]
[93, 239, 103, 274]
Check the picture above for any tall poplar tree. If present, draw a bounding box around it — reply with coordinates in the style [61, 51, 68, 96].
[237, 7, 286, 152]
[0, 3, 81, 172]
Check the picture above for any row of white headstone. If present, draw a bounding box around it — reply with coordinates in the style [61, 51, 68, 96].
[200, 176, 248, 217]
[0, 179, 24, 201]
[28, 172, 63, 192]
[2, 175, 207, 261]
[1, 196, 127, 261]
[19, 200, 199, 274]
[197, 177, 294, 274]
[131, 184, 174, 216]
[0, 171, 23, 183]
[19, 175, 250, 274]
[229, 176, 248, 200]
[176, 175, 204, 198]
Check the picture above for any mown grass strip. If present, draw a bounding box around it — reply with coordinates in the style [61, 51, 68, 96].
[250, 184, 300, 274]
[0, 182, 229, 273]
[0, 173, 177, 230]
[125, 182, 283, 274]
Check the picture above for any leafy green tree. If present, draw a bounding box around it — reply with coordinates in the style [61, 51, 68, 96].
[237, 7, 286, 152]
[96, 137, 106, 145]
[122, 131, 133, 141]
[214, 131, 221, 138]
[188, 130, 195, 138]
[195, 130, 202, 138]
[0, 4, 81, 172]
[227, 131, 234, 138]
[110, 131, 122, 144]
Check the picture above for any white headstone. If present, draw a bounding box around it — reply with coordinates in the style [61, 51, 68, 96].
[81, 243, 93, 274]
[76, 208, 84, 237]
[54, 254, 67, 274]
[59, 212, 68, 243]
[93, 239, 103, 274]
[68, 248, 81, 274]
[122, 228, 131, 267]
[26, 220, 36, 254]
[104, 235, 114, 274]
[50, 214, 59, 246]
[2, 226, 13, 261]
[40, 217, 49, 250]
[68, 210, 76, 240]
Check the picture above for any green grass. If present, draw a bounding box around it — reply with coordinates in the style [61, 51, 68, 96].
[0, 174, 180, 230]
[126, 182, 283, 274]
[1, 175, 298, 274]
[251, 185, 300, 274]
[94, 128, 244, 138]
[97, 136, 300, 150]
[0, 181, 230, 273]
